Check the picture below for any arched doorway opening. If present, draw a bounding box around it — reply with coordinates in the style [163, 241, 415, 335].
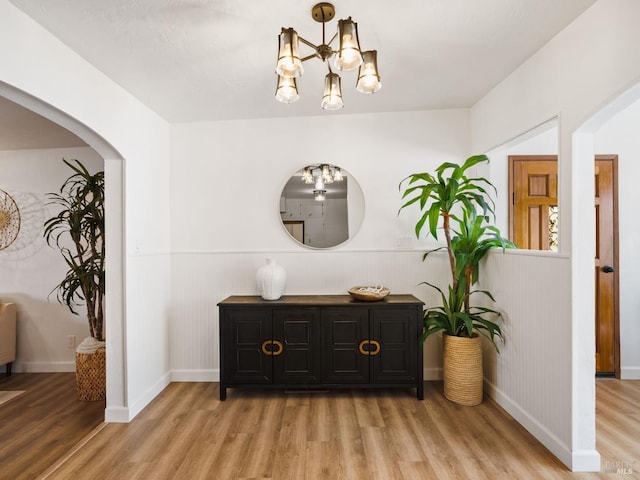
[0, 81, 126, 418]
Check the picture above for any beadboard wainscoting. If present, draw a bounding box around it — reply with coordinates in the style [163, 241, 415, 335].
[482, 249, 575, 468]
[169, 249, 451, 382]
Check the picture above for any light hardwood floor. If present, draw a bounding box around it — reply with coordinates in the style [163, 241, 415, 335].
[0, 373, 104, 480]
[1, 376, 638, 479]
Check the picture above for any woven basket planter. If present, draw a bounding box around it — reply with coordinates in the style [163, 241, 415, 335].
[75, 347, 106, 401]
[442, 334, 483, 406]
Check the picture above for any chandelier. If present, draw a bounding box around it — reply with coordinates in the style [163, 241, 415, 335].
[301, 164, 344, 201]
[275, 2, 382, 110]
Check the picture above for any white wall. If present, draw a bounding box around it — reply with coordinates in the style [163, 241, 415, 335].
[594, 97, 640, 379]
[0, 147, 103, 372]
[169, 109, 470, 380]
[471, 0, 640, 471]
[0, 0, 171, 422]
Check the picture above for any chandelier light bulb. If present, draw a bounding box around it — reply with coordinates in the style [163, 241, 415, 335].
[275, 75, 300, 103]
[334, 18, 363, 71]
[356, 50, 382, 94]
[322, 164, 334, 183]
[301, 167, 314, 183]
[315, 176, 325, 190]
[321, 72, 344, 110]
[276, 28, 304, 78]
[314, 190, 326, 201]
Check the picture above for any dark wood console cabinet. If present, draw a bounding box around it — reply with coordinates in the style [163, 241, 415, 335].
[218, 295, 424, 401]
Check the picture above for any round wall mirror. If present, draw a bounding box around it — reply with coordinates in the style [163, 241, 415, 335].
[279, 165, 365, 248]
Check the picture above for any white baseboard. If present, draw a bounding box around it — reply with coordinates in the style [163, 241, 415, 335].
[571, 449, 601, 472]
[171, 369, 219, 382]
[621, 367, 640, 379]
[104, 406, 130, 423]
[484, 379, 575, 471]
[127, 372, 171, 421]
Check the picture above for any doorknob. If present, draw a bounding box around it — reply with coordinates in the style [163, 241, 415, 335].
[602, 265, 615, 273]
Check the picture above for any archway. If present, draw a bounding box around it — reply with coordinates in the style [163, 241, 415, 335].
[0, 81, 126, 418]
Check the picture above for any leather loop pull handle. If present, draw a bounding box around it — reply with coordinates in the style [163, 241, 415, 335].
[261, 340, 274, 356]
[369, 340, 381, 356]
[358, 339, 370, 355]
[272, 340, 284, 356]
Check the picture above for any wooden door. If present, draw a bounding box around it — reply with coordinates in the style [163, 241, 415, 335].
[594, 156, 619, 375]
[509, 156, 558, 250]
[509, 155, 619, 376]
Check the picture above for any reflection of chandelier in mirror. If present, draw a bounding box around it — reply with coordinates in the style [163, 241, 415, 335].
[301, 164, 343, 201]
[275, 2, 381, 110]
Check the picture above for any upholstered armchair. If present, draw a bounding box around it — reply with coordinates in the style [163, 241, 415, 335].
[0, 303, 16, 376]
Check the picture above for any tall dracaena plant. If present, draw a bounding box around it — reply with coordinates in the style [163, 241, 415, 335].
[44, 159, 105, 342]
[399, 155, 512, 350]
[399, 154, 496, 291]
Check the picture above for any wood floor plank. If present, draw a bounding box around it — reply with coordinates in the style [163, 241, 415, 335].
[0, 373, 103, 480]
[2, 375, 638, 479]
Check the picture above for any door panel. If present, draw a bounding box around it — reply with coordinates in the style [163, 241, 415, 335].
[225, 309, 272, 384]
[273, 309, 321, 384]
[370, 309, 417, 384]
[594, 156, 618, 375]
[321, 308, 369, 384]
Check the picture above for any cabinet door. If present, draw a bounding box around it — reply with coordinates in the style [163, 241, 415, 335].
[223, 308, 272, 384]
[370, 308, 418, 384]
[273, 309, 322, 384]
[321, 308, 369, 384]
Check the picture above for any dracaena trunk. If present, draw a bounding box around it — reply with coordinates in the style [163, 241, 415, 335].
[442, 211, 458, 292]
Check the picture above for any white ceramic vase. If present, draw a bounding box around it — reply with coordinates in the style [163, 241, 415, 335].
[256, 258, 286, 300]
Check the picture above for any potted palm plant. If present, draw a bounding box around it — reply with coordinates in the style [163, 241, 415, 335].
[399, 154, 514, 405]
[44, 159, 105, 401]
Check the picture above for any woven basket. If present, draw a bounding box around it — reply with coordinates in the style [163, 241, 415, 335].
[442, 334, 483, 406]
[76, 347, 106, 401]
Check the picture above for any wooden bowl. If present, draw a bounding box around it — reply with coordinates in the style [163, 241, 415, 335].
[348, 286, 390, 301]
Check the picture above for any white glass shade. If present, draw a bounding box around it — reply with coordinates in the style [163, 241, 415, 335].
[314, 190, 326, 201]
[333, 167, 343, 181]
[334, 18, 363, 71]
[322, 164, 334, 183]
[314, 175, 325, 190]
[275, 75, 300, 103]
[276, 28, 304, 78]
[321, 73, 344, 110]
[301, 167, 313, 183]
[356, 50, 382, 94]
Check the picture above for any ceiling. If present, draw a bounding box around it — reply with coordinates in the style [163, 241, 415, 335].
[2, 0, 597, 149]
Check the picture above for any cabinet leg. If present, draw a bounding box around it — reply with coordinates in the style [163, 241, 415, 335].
[417, 382, 424, 400]
[220, 384, 227, 401]
[6, 362, 12, 377]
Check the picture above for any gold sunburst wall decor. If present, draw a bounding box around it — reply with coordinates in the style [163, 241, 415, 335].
[0, 189, 21, 250]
